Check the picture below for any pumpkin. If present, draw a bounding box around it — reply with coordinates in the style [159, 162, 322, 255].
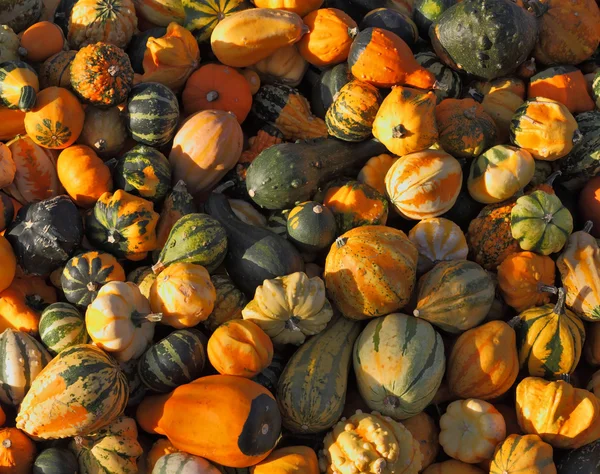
[78, 106, 128, 158]
[57, 145, 113, 208]
[414, 51, 462, 103]
[203, 274, 247, 332]
[86, 189, 159, 262]
[349, 27, 436, 89]
[154, 180, 197, 253]
[251, 45, 308, 87]
[516, 377, 600, 449]
[557, 222, 600, 321]
[372, 86, 438, 157]
[0, 61, 38, 112]
[19, 21, 65, 63]
[579, 177, 600, 236]
[510, 98, 581, 161]
[490, 434, 556, 474]
[0, 235, 16, 294]
[61, 251, 126, 307]
[0, 277, 57, 334]
[439, 399, 506, 464]
[435, 98, 498, 159]
[183, 0, 249, 44]
[133, 0, 184, 26]
[402, 412, 439, 471]
[447, 321, 519, 400]
[321, 410, 423, 474]
[0, 428, 35, 474]
[39, 302, 88, 354]
[0, 25, 20, 63]
[182, 64, 252, 123]
[238, 124, 284, 169]
[413, 260, 495, 333]
[310, 62, 352, 118]
[241, 68, 261, 95]
[511, 190, 573, 255]
[16, 344, 128, 439]
[357, 154, 397, 195]
[68, 0, 137, 49]
[242, 272, 333, 345]
[585, 322, 600, 366]
[423, 461, 485, 474]
[251, 446, 319, 474]
[33, 448, 79, 474]
[210, 8, 307, 68]
[0, 106, 26, 141]
[286, 201, 337, 253]
[529, 66, 595, 114]
[169, 110, 244, 195]
[468, 145, 536, 204]
[324, 225, 418, 320]
[251, 0, 322, 17]
[70, 42, 134, 108]
[154, 452, 221, 473]
[482, 88, 526, 144]
[0, 194, 15, 233]
[353, 313, 445, 420]
[385, 149, 462, 220]
[86, 281, 160, 361]
[146, 438, 179, 472]
[39, 50, 76, 90]
[149, 262, 216, 328]
[513, 286, 585, 378]
[325, 80, 382, 142]
[497, 252, 556, 312]
[136, 375, 281, 468]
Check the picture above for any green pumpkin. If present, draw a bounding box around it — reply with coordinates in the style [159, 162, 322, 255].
[114, 144, 172, 203]
[359, 8, 418, 48]
[183, 0, 249, 43]
[311, 63, 352, 119]
[33, 448, 79, 474]
[286, 201, 337, 253]
[511, 190, 574, 255]
[39, 302, 89, 355]
[203, 274, 247, 332]
[415, 51, 462, 102]
[414, 0, 458, 39]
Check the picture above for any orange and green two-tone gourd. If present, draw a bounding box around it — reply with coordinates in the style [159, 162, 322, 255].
[0, 61, 39, 112]
[490, 434, 556, 474]
[529, 65, 595, 115]
[183, 0, 249, 43]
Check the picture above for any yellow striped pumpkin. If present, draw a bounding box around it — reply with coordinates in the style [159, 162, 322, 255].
[490, 434, 556, 474]
[385, 150, 462, 220]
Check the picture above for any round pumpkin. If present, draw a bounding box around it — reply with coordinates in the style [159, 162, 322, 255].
[39, 50, 76, 90]
[39, 302, 88, 355]
[251, 446, 319, 474]
[357, 154, 397, 196]
[0, 235, 16, 294]
[78, 105, 128, 159]
[415, 51, 462, 103]
[19, 21, 65, 63]
[286, 201, 337, 253]
[490, 434, 556, 474]
[0, 428, 36, 474]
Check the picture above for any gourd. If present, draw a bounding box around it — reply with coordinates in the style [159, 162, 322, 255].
[114, 145, 171, 203]
[0, 277, 56, 334]
[529, 65, 596, 114]
[19, 21, 65, 63]
[360, 8, 418, 48]
[0, 234, 16, 293]
[146, 438, 179, 472]
[154, 452, 221, 473]
[203, 274, 246, 331]
[357, 154, 397, 195]
[251, 45, 307, 87]
[0, 25, 20, 63]
[0, 428, 36, 474]
[402, 412, 439, 471]
[0, 106, 26, 141]
[39, 51, 76, 89]
[251, 446, 319, 474]
[286, 201, 337, 253]
[310, 63, 351, 118]
[155, 180, 197, 253]
[0, 60, 38, 111]
[184, 0, 249, 44]
[78, 106, 128, 158]
[39, 302, 88, 355]
[133, 0, 185, 26]
[242, 272, 333, 345]
[482, 87, 526, 144]
[251, 0, 323, 17]
[33, 448, 79, 474]
[555, 439, 600, 474]
[490, 434, 556, 474]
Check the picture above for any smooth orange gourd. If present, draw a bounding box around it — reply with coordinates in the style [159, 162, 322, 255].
[19, 21, 65, 63]
[0, 428, 35, 474]
[251, 446, 319, 474]
[0, 236, 16, 294]
[528, 66, 595, 114]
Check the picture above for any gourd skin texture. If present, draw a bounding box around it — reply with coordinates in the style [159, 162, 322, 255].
[490, 434, 557, 474]
[251, 446, 319, 474]
[0, 236, 16, 294]
[357, 154, 397, 195]
[402, 412, 439, 470]
[528, 66, 595, 114]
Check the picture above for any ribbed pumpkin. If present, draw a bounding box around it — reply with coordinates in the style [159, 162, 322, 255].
[0, 60, 39, 111]
[251, 0, 322, 17]
[251, 446, 319, 474]
[39, 302, 88, 355]
[0, 428, 36, 474]
[133, 0, 185, 26]
[414, 52, 462, 103]
[183, 0, 249, 43]
[203, 274, 247, 332]
[357, 154, 397, 195]
[169, 110, 243, 195]
[385, 149, 462, 220]
[16, 344, 128, 439]
[78, 106, 128, 159]
[490, 434, 556, 474]
[324, 226, 418, 320]
[250, 44, 307, 87]
[529, 65, 595, 114]
[0, 277, 57, 334]
[114, 145, 171, 203]
[447, 321, 519, 400]
[39, 51, 76, 90]
[413, 260, 495, 333]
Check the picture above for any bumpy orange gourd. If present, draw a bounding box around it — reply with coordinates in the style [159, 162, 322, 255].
[19, 21, 65, 63]
[251, 446, 319, 474]
[0, 277, 56, 333]
[489, 434, 556, 474]
[0, 428, 35, 474]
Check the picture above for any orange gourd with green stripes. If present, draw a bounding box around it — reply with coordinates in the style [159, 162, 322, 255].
[490, 434, 556, 474]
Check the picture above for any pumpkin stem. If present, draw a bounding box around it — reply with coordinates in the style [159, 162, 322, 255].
[467, 87, 484, 102]
[583, 221, 594, 234]
[87, 281, 100, 292]
[553, 287, 567, 315]
[206, 90, 219, 102]
[544, 170, 561, 187]
[572, 129, 583, 145]
[383, 395, 400, 409]
[392, 124, 407, 139]
[94, 139, 107, 151]
[132, 312, 163, 325]
[285, 316, 302, 332]
[108, 65, 119, 77]
[335, 237, 348, 248]
[507, 315, 521, 329]
[538, 284, 558, 295]
[213, 181, 235, 194]
[524, 0, 549, 17]
[413, 309, 420, 318]
[312, 204, 323, 214]
[107, 230, 120, 244]
[173, 180, 189, 193]
[1, 439, 11, 448]
[151, 262, 165, 275]
[17, 47, 27, 57]
[348, 26, 359, 39]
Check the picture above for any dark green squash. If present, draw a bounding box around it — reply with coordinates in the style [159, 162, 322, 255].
[0, 192, 14, 232]
[266, 209, 290, 238]
[33, 448, 79, 474]
[126, 27, 167, 74]
[5, 196, 83, 276]
[53, 0, 78, 36]
[286, 201, 337, 253]
[415, 51, 462, 102]
[413, 0, 458, 39]
[205, 192, 304, 297]
[359, 8, 418, 48]
[556, 439, 600, 474]
[310, 63, 352, 119]
[251, 352, 287, 395]
[120, 357, 147, 407]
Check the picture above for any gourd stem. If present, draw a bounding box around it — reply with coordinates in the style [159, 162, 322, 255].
[544, 170, 561, 187]
[392, 124, 407, 139]
[335, 237, 348, 248]
[94, 139, 107, 151]
[464, 106, 477, 120]
[553, 287, 567, 315]
[151, 262, 165, 275]
[524, 0, 549, 17]
[538, 284, 558, 295]
[173, 180, 188, 192]
[2, 439, 11, 448]
[206, 91, 219, 102]
[107, 65, 119, 77]
[559, 373, 571, 384]
[583, 221, 594, 234]
[348, 26, 359, 39]
[433, 80, 448, 92]
[507, 315, 521, 329]
[313, 204, 323, 214]
[87, 282, 99, 292]
[132, 312, 163, 324]
[213, 180, 235, 194]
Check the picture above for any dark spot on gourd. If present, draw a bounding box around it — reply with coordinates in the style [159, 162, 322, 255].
[237, 394, 280, 456]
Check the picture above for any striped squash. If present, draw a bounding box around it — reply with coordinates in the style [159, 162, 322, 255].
[114, 145, 172, 203]
[120, 358, 147, 407]
[414, 51, 461, 102]
[16, 344, 128, 439]
[39, 302, 88, 355]
[203, 274, 246, 332]
[353, 313, 445, 420]
[513, 287, 585, 378]
[126, 82, 180, 147]
[414, 260, 495, 333]
[133, 0, 185, 26]
[183, 0, 248, 44]
[490, 434, 556, 474]
[0, 328, 52, 406]
[252, 352, 286, 395]
[0, 60, 39, 111]
[139, 329, 207, 393]
[39, 50, 76, 89]
[155, 180, 198, 254]
[154, 452, 221, 473]
[127, 266, 157, 299]
[276, 316, 361, 433]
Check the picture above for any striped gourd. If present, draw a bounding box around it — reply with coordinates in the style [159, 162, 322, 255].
[138, 329, 207, 393]
[415, 52, 461, 102]
[183, 0, 249, 43]
[154, 452, 221, 473]
[155, 180, 198, 256]
[0, 60, 39, 111]
[152, 213, 228, 274]
[127, 266, 157, 299]
[39, 50, 76, 89]
[120, 358, 147, 407]
[39, 302, 89, 355]
[513, 287, 585, 378]
[353, 313, 445, 420]
[490, 434, 555, 474]
[0, 329, 52, 406]
[126, 82, 180, 147]
[114, 144, 172, 203]
[276, 316, 361, 433]
[203, 274, 247, 331]
[16, 344, 128, 439]
[252, 352, 286, 395]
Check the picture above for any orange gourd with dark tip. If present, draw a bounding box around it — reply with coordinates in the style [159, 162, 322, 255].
[0, 428, 35, 474]
[19, 21, 65, 63]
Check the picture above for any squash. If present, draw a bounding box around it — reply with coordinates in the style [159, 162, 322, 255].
[385, 149, 462, 220]
[286, 201, 337, 253]
[33, 448, 79, 474]
[579, 177, 600, 236]
[360, 8, 418, 48]
[0, 277, 56, 334]
[127, 27, 167, 72]
[16, 344, 128, 439]
[354, 312, 445, 420]
[128, 267, 157, 299]
[402, 412, 439, 471]
[149, 262, 216, 328]
[183, 0, 249, 44]
[0, 106, 26, 141]
[133, 0, 184, 26]
[242, 272, 333, 345]
[251, 0, 322, 17]
[414, 52, 461, 104]
[19, 21, 65, 63]
[511, 190, 573, 255]
[310, 63, 352, 118]
[423, 461, 485, 474]
[154, 180, 197, 254]
[435, 98, 498, 159]
[61, 251, 125, 307]
[497, 252, 556, 312]
[512, 286, 585, 378]
[137, 375, 281, 467]
[357, 154, 397, 196]
[241, 68, 261, 95]
[468, 145, 535, 204]
[321, 410, 423, 474]
[202, 275, 246, 331]
[0, 141, 15, 191]
[490, 434, 556, 474]
[0, 428, 36, 474]
[78, 105, 128, 159]
[324, 225, 418, 320]
[0, 195, 15, 234]
[373, 86, 438, 157]
[251, 45, 307, 87]
[555, 439, 600, 474]
[139, 328, 207, 393]
[0, 25, 20, 63]
[68, 0, 137, 49]
[439, 399, 506, 464]
[516, 377, 600, 449]
[39, 302, 88, 355]
[251, 446, 319, 474]
[0, 60, 38, 111]
[413, 260, 495, 333]
[447, 321, 519, 400]
[210, 8, 307, 68]
[39, 50, 76, 90]
[169, 110, 243, 195]
[277, 316, 361, 433]
[146, 438, 180, 472]
[529, 66, 595, 114]
[0, 236, 15, 293]
[86, 190, 159, 262]
[154, 452, 221, 473]
[557, 222, 600, 321]
[230, 200, 267, 228]
[482, 88, 526, 144]
[0, 0, 43, 33]
[56, 145, 113, 208]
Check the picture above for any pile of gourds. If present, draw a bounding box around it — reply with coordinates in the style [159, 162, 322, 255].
[0, 0, 600, 472]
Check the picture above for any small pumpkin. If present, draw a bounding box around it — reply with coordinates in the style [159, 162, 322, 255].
[0, 428, 36, 474]
[251, 0, 322, 17]
[357, 154, 397, 195]
[19, 21, 65, 63]
[39, 302, 89, 355]
[183, 0, 249, 44]
[77, 106, 128, 158]
[0, 60, 38, 111]
[402, 412, 440, 471]
[251, 446, 319, 474]
[251, 45, 307, 87]
[286, 201, 337, 253]
[203, 274, 247, 332]
[489, 434, 556, 474]
[0, 277, 57, 334]
[529, 65, 596, 114]
[39, 50, 76, 90]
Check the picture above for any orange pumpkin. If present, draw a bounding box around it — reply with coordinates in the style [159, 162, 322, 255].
[251, 446, 319, 474]
[357, 154, 397, 195]
[0, 277, 57, 333]
[0, 106, 26, 141]
[0, 236, 16, 294]
[0, 428, 35, 474]
[251, 0, 323, 17]
[240, 69, 261, 95]
[402, 412, 440, 470]
[19, 21, 65, 63]
[528, 66, 595, 114]
[0, 143, 16, 190]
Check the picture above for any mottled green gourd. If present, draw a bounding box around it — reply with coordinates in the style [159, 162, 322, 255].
[39, 302, 89, 355]
[286, 201, 337, 252]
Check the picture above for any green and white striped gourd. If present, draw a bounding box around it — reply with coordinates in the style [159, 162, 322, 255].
[39, 302, 88, 355]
